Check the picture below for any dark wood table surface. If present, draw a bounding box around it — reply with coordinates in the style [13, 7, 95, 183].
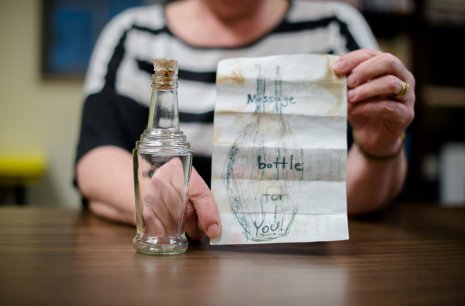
[0, 203, 464, 306]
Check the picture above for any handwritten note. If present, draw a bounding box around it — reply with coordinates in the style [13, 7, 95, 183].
[211, 54, 348, 244]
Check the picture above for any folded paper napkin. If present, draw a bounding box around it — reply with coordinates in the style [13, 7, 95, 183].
[211, 54, 348, 245]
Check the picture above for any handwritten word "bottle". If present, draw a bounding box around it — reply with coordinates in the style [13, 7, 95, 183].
[257, 155, 303, 171]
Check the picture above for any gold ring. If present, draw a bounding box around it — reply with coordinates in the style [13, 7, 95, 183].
[396, 80, 410, 99]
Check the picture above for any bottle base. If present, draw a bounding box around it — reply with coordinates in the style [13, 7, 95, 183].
[133, 235, 188, 255]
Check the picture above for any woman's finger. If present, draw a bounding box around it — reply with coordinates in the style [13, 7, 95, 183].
[348, 74, 412, 103]
[333, 49, 380, 75]
[187, 168, 221, 239]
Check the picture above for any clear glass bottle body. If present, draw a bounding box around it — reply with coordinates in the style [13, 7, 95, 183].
[133, 59, 192, 255]
[133, 148, 191, 255]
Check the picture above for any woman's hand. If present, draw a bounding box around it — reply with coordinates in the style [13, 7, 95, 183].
[141, 158, 221, 241]
[333, 49, 415, 157]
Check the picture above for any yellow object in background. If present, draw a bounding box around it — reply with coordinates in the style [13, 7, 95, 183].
[0, 150, 46, 204]
[0, 151, 46, 186]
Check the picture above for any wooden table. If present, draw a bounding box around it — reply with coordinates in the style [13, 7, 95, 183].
[0, 204, 464, 306]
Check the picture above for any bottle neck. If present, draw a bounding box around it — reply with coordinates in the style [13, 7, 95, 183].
[137, 58, 190, 153]
[147, 73, 180, 131]
[148, 88, 180, 131]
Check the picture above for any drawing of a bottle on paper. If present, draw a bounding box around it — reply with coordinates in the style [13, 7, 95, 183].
[223, 64, 304, 242]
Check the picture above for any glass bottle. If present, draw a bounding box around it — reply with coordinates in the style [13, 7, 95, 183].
[133, 58, 192, 255]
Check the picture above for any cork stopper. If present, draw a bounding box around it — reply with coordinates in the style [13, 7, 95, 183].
[152, 58, 178, 89]
[153, 58, 178, 74]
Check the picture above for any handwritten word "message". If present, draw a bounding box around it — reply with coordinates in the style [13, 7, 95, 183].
[247, 94, 295, 107]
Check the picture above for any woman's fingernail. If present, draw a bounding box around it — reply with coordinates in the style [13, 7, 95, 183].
[348, 90, 355, 102]
[347, 75, 356, 87]
[333, 60, 346, 72]
[207, 224, 220, 238]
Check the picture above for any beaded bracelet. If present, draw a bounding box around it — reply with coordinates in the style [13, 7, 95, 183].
[353, 131, 405, 161]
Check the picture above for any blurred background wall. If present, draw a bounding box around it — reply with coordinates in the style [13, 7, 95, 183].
[0, 0, 82, 207]
[0, 0, 464, 207]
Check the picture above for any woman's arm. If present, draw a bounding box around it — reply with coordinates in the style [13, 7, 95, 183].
[347, 142, 407, 214]
[76, 146, 136, 224]
[76, 145, 221, 238]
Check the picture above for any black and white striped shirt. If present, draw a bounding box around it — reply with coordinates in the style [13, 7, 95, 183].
[76, 0, 377, 183]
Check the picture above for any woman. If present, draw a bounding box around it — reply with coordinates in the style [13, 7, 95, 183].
[75, 0, 415, 240]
